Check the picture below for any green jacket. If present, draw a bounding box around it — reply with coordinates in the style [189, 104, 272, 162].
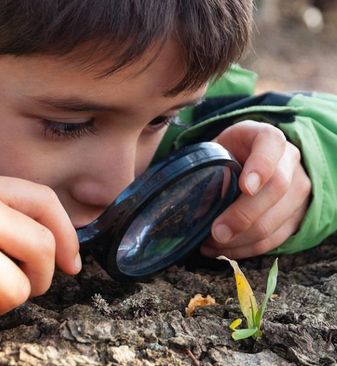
[154, 65, 337, 255]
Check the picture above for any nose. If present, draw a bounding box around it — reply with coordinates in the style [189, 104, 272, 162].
[69, 140, 137, 214]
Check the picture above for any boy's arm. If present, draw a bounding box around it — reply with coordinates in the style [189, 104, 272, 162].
[155, 65, 336, 256]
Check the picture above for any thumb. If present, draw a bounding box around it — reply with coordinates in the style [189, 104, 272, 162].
[215, 121, 286, 195]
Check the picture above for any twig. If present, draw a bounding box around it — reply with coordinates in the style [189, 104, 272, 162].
[186, 349, 200, 366]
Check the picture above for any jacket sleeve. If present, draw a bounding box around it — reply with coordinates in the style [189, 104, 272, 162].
[272, 92, 337, 254]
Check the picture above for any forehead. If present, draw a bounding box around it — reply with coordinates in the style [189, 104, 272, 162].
[0, 40, 199, 107]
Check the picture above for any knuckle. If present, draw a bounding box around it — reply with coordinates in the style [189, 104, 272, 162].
[38, 227, 56, 258]
[4, 276, 31, 311]
[299, 169, 312, 196]
[262, 125, 287, 146]
[289, 143, 301, 162]
[272, 169, 291, 196]
[33, 279, 53, 297]
[256, 153, 275, 172]
[254, 238, 274, 256]
[39, 185, 59, 205]
[232, 119, 256, 127]
[254, 219, 273, 241]
[230, 205, 254, 231]
[17, 277, 31, 303]
[302, 174, 312, 196]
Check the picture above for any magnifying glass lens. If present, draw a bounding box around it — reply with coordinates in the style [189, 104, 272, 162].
[77, 142, 241, 279]
[116, 165, 232, 276]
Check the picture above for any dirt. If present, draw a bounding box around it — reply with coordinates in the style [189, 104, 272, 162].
[0, 2, 337, 366]
[0, 238, 336, 365]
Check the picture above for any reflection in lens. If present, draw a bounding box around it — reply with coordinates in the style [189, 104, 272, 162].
[116, 165, 232, 276]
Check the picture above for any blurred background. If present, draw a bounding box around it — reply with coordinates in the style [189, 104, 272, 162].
[242, 0, 337, 94]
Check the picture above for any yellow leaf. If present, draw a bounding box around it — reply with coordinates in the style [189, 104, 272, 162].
[185, 294, 216, 317]
[230, 318, 242, 331]
[217, 256, 258, 328]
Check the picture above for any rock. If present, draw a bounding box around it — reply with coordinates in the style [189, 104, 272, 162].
[108, 345, 136, 364]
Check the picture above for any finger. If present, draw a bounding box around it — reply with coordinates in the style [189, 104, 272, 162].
[212, 142, 299, 244]
[201, 207, 305, 259]
[211, 162, 310, 250]
[0, 201, 56, 296]
[238, 125, 287, 195]
[0, 177, 81, 274]
[215, 121, 287, 195]
[0, 251, 31, 314]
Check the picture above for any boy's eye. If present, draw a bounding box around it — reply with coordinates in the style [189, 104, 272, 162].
[40, 118, 97, 139]
[147, 115, 186, 130]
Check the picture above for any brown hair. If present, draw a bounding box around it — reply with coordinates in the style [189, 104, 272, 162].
[0, 0, 253, 94]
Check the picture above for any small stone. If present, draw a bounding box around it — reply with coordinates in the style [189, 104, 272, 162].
[109, 345, 136, 364]
[168, 334, 196, 349]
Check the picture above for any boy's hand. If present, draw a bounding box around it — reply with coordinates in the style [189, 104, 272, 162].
[0, 178, 81, 314]
[201, 120, 311, 259]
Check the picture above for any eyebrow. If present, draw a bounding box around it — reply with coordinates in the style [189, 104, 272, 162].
[32, 95, 205, 113]
[34, 96, 119, 113]
[167, 97, 205, 111]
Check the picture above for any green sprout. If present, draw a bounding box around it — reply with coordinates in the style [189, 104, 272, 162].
[217, 256, 279, 341]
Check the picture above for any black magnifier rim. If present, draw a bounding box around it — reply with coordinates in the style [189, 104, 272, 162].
[77, 142, 239, 245]
[76, 142, 241, 279]
[77, 145, 214, 245]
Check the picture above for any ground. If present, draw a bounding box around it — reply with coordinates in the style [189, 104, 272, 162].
[244, 0, 337, 95]
[0, 240, 336, 365]
[0, 3, 337, 365]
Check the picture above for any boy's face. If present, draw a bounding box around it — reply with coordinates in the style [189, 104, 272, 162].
[0, 41, 206, 227]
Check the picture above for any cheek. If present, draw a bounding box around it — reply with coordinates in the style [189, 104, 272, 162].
[0, 109, 59, 184]
[0, 120, 68, 187]
[0, 131, 43, 182]
[135, 130, 166, 176]
[0, 143, 64, 186]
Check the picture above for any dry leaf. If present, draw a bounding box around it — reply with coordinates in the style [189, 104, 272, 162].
[217, 255, 258, 329]
[185, 294, 216, 317]
[270, 293, 279, 301]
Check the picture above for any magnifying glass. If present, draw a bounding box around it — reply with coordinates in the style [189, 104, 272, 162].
[77, 142, 241, 280]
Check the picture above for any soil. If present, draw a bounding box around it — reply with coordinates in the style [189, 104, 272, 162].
[0, 2, 337, 365]
[0, 238, 336, 365]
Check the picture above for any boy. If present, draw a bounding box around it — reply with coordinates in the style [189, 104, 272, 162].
[0, 0, 323, 315]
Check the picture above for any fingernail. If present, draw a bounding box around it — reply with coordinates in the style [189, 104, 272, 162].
[214, 224, 233, 243]
[74, 253, 82, 272]
[246, 172, 261, 195]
